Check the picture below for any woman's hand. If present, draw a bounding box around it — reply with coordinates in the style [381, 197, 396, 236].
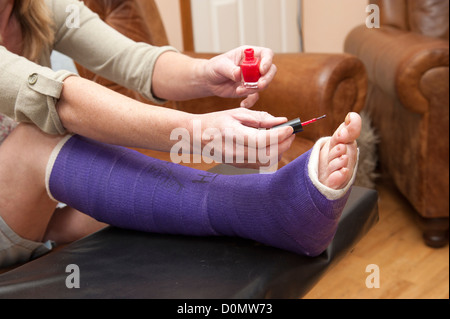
[152, 46, 276, 107]
[202, 46, 278, 108]
[59, 77, 294, 170]
[178, 108, 294, 169]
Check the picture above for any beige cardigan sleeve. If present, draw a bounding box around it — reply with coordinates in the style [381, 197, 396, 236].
[0, 48, 74, 135]
[0, 0, 177, 135]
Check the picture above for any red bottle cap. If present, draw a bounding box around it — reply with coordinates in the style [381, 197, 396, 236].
[244, 48, 255, 61]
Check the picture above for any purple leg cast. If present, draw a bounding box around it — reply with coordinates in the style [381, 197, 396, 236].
[47, 135, 352, 256]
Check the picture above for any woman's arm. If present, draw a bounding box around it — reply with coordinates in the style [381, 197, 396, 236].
[151, 47, 277, 107]
[57, 76, 295, 168]
[52, 0, 277, 107]
[0, 45, 292, 167]
[0, 46, 74, 135]
[56, 76, 190, 151]
[53, 0, 277, 108]
[1, 0, 290, 167]
[51, 0, 176, 105]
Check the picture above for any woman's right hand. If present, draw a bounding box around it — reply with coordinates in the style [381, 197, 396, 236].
[170, 108, 295, 169]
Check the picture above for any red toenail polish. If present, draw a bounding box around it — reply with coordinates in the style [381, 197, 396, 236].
[345, 113, 351, 126]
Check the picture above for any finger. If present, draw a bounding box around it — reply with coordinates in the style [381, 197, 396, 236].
[232, 111, 287, 129]
[257, 64, 277, 91]
[269, 126, 295, 145]
[237, 135, 293, 169]
[259, 132, 295, 168]
[226, 133, 293, 169]
[233, 126, 293, 152]
[235, 85, 257, 97]
[253, 111, 288, 129]
[254, 47, 274, 75]
[232, 66, 243, 83]
[277, 134, 296, 155]
[235, 63, 277, 95]
[240, 93, 259, 108]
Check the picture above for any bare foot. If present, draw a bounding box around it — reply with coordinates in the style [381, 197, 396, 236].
[318, 112, 361, 190]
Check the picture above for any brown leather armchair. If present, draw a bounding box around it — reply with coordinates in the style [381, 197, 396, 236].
[75, 0, 367, 172]
[345, 0, 449, 247]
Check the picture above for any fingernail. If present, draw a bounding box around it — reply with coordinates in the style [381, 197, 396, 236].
[260, 63, 266, 73]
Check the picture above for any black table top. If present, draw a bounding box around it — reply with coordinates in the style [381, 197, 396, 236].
[0, 186, 378, 299]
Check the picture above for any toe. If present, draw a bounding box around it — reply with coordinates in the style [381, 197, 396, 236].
[331, 113, 362, 146]
[327, 154, 349, 177]
[326, 167, 350, 190]
[345, 112, 362, 141]
[328, 143, 347, 163]
[317, 113, 361, 190]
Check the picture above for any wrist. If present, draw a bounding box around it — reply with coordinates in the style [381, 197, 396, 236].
[191, 58, 212, 97]
[186, 112, 217, 156]
[153, 51, 211, 100]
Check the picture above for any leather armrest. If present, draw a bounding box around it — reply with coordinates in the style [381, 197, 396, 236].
[345, 25, 449, 114]
[261, 53, 367, 139]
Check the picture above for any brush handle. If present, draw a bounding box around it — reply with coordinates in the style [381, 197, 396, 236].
[273, 118, 304, 134]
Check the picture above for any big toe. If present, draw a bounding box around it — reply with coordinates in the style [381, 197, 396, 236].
[331, 112, 362, 146]
[345, 112, 362, 141]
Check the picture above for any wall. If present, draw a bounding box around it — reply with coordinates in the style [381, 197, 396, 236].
[154, 0, 184, 51]
[303, 0, 367, 53]
[155, 0, 368, 53]
[190, 0, 301, 53]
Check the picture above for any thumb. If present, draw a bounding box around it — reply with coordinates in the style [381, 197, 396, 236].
[213, 56, 242, 82]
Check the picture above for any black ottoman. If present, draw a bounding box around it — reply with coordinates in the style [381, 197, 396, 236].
[0, 165, 378, 299]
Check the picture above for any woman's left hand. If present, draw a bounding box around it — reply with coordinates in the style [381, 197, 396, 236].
[203, 46, 277, 108]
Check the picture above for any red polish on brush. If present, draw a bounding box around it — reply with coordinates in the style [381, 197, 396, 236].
[273, 115, 327, 134]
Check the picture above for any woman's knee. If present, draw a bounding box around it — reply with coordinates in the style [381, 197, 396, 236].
[0, 123, 68, 242]
[0, 123, 66, 173]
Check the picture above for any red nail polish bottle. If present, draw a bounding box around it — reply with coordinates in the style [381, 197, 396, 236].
[240, 48, 261, 89]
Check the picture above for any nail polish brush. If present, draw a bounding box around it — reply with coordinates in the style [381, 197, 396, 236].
[273, 115, 327, 134]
